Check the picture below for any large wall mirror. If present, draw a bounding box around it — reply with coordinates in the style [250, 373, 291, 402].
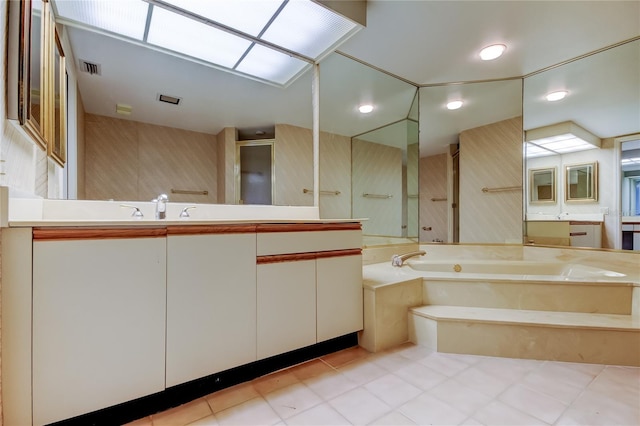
[418, 79, 523, 244]
[529, 167, 556, 204]
[319, 52, 419, 243]
[524, 39, 640, 248]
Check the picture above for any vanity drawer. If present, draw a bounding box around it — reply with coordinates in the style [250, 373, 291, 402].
[256, 225, 361, 255]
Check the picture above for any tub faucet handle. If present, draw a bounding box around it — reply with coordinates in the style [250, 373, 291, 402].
[391, 250, 426, 267]
[120, 204, 144, 219]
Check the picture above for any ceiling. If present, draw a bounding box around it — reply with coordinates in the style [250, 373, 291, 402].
[60, 1, 640, 156]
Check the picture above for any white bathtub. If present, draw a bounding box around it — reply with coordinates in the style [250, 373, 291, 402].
[405, 259, 628, 281]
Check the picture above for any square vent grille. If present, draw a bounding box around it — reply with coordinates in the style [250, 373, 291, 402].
[79, 59, 101, 75]
[158, 94, 181, 105]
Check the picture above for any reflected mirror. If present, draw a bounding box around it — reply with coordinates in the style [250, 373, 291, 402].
[50, 30, 66, 165]
[524, 39, 639, 248]
[319, 52, 419, 243]
[419, 79, 523, 244]
[565, 162, 598, 202]
[529, 168, 556, 204]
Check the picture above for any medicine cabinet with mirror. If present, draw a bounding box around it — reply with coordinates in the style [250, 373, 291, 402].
[529, 167, 556, 204]
[7, 0, 67, 166]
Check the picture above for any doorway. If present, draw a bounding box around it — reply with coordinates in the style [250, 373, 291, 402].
[236, 141, 274, 205]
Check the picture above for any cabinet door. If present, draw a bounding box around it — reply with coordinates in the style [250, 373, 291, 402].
[317, 254, 363, 342]
[166, 233, 257, 387]
[257, 260, 316, 359]
[33, 237, 166, 425]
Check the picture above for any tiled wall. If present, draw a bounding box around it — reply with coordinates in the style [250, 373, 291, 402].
[419, 153, 448, 242]
[352, 138, 403, 236]
[84, 114, 218, 204]
[459, 116, 523, 243]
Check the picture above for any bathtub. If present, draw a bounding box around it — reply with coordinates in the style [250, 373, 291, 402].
[405, 259, 628, 281]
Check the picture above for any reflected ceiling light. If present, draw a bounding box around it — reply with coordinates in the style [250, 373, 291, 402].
[546, 90, 568, 102]
[479, 44, 506, 60]
[446, 100, 463, 110]
[359, 104, 374, 113]
[525, 121, 601, 156]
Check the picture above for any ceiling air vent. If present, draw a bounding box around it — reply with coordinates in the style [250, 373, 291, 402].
[157, 94, 181, 105]
[79, 59, 101, 75]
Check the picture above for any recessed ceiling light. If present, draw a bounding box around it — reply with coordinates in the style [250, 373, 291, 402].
[479, 44, 506, 61]
[359, 104, 374, 113]
[446, 100, 463, 110]
[546, 90, 569, 102]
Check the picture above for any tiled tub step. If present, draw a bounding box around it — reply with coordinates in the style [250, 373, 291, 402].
[409, 305, 640, 366]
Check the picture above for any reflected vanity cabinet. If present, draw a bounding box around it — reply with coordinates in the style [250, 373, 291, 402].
[1, 222, 363, 425]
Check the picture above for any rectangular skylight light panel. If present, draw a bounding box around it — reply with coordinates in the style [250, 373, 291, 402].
[235, 44, 309, 86]
[52, 0, 149, 40]
[525, 143, 556, 158]
[261, 0, 359, 59]
[538, 136, 598, 153]
[147, 7, 251, 69]
[161, 0, 285, 37]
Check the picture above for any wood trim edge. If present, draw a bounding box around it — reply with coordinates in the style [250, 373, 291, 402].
[257, 248, 362, 264]
[167, 225, 257, 235]
[33, 227, 167, 241]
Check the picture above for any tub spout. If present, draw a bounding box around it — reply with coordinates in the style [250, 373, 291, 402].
[391, 250, 426, 267]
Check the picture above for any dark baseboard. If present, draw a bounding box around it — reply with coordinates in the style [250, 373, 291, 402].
[49, 333, 358, 426]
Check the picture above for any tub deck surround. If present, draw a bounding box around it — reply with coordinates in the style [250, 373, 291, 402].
[361, 246, 640, 366]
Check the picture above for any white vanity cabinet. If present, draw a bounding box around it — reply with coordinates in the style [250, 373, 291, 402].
[257, 258, 317, 359]
[569, 222, 602, 248]
[317, 253, 363, 341]
[31, 228, 167, 426]
[166, 226, 257, 387]
[256, 224, 363, 359]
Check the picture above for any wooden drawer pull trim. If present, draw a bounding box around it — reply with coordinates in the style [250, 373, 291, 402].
[257, 248, 362, 264]
[33, 227, 167, 241]
[256, 223, 361, 233]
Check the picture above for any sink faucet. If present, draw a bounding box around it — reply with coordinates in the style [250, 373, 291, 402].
[391, 250, 426, 267]
[154, 193, 168, 219]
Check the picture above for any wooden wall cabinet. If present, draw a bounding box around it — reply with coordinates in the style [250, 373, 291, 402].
[8, 0, 67, 165]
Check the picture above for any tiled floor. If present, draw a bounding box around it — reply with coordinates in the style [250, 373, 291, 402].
[128, 343, 640, 426]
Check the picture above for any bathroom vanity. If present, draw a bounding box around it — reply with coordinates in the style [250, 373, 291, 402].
[1, 200, 363, 425]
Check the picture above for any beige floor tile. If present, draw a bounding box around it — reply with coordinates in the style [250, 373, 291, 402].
[535, 362, 598, 389]
[337, 358, 388, 386]
[474, 356, 540, 383]
[394, 361, 448, 391]
[364, 373, 422, 408]
[289, 359, 335, 381]
[520, 369, 584, 405]
[151, 399, 213, 426]
[187, 414, 218, 425]
[253, 370, 300, 396]
[215, 397, 281, 426]
[556, 388, 640, 426]
[417, 352, 471, 377]
[285, 402, 350, 425]
[321, 346, 370, 368]
[368, 350, 414, 372]
[559, 360, 606, 376]
[472, 400, 548, 426]
[205, 382, 260, 414]
[459, 417, 483, 425]
[263, 383, 323, 419]
[498, 383, 567, 424]
[328, 387, 392, 425]
[368, 410, 417, 425]
[427, 378, 493, 416]
[390, 342, 435, 361]
[585, 367, 640, 408]
[398, 392, 467, 425]
[452, 366, 512, 398]
[303, 371, 359, 400]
